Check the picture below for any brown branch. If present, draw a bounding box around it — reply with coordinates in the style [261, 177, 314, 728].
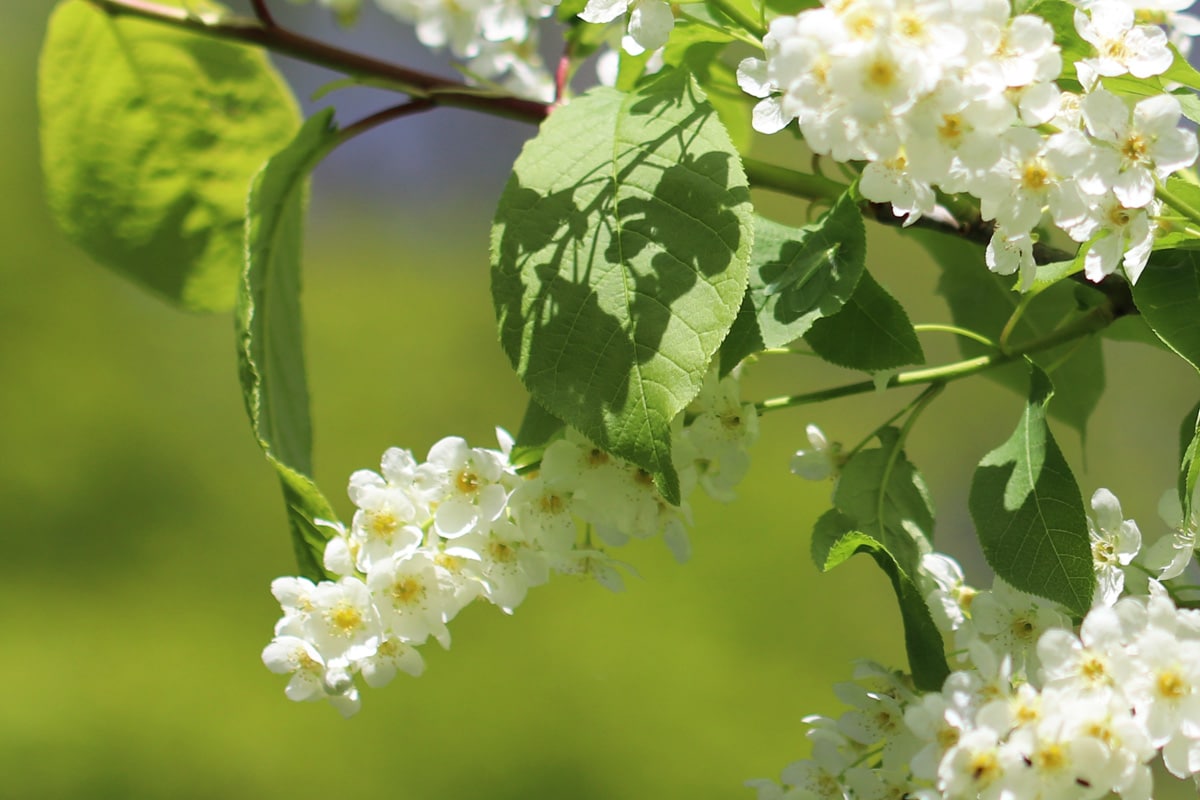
[250, 0, 276, 27]
[85, 0, 551, 122]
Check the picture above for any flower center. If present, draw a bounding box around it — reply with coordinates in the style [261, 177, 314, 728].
[938, 114, 965, 147]
[969, 752, 1000, 785]
[455, 469, 481, 494]
[1020, 161, 1050, 191]
[898, 12, 925, 40]
[1157, 669, 1188, 701]
[367, 509, 400, 539]
[489, 539, 518, 563]
[1121, 134, 1149, 165]
[391, 577, 425, 606]
[328, 603, 364, 636]
[1011, 614, 1036, 641]
[866, 57, 898, 91]
[1034, 742, 1067, 774]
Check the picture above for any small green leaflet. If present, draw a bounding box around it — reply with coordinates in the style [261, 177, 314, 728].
[491, 68, 754, 505]
[968, 365, 1094, 615]
[1178, 400, 1200, 518]
[804, 270, 923, 372]
[237, 111, 341, 581]
[39, 0, 300, 312]
[719, 194, 866, 371]
[1132, 248, 1200, 374]
[811, 428, 949, 690]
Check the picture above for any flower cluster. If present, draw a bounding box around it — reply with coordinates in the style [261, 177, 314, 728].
[263, 369, 758, 715]
[738, 0, 1200, 288]
[749, 487, 1200, 800]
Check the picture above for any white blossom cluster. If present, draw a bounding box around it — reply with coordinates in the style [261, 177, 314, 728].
[750, 487, 1200, 800]
[737, 0, 1200, 288]
[262, 368, 758, 715]
[287, 0, 559, 101]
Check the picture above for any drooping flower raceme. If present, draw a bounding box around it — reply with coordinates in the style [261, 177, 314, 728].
[750, 486, 1200, 799]
[263, 368, 758, 715]
[738, 0, 1199, 288]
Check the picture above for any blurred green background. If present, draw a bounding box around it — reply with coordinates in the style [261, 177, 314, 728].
[7, 2, 1200, 798]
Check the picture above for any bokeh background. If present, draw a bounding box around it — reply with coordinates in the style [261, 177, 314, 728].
[5, 1, 1200, 797]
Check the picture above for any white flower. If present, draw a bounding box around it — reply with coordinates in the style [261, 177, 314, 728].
[262, 635, 362, 717]
[978, 128, 1092, 235]
[366, 551, 456, 648]
[1067, 192, 1156, 284]
[860, 150, 937, 224]
[680, 368, 758, 501]
[1148, 488, 1199, 580]
[986, 226, 1037, 291]
[972, 580, 1071, 676]
[579, 0, 674, 52]
[417, 436, 510, 539]
[790, 424, 837, 481]
[1086, 488, 1143, 606]
[1081, 90, 1198, 209]
[1076, 1, 1174, 84]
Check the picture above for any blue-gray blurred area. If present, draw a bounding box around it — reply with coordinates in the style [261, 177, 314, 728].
[5, 2, 1200, 798]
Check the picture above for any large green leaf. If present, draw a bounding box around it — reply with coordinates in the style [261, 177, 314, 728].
[491, 68, 754, 504]
[804, 270, 923, 371]
[812, 429, 947, 690]
[719, 194, 866, 370]
[39, 0, 300, 312]
[913, 229, 1106, 439]
[661, 17, 752, 152]
[968, 366, 1093, 615]
[1133, 248, 1200, 373]
[237, 111, 340, 580]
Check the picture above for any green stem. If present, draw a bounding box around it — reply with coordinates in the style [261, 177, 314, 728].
[742, 158, 848, 204]
[705, 0, 767, 39]
[998, 292, 1034, 353]
[843, 382, 944, 462]
[756, 301, 1118, 414]
[1157, 180, 1200, 230]
[912, 323, 998, 349]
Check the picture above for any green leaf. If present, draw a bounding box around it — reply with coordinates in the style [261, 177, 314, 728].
[1133, 248, 1200, 373]
[39, 0, 300, 312]
[968, 365, 1094, 615]
[662, 24, 752, 152]
[804, 270, 923, 371]
[1160, 44, 1200, 92]
[1154, 177, 1200, 251]
[913, 229, 1105, 439]
[810, 430, 948, 690]
[719, 194, 866, 370]
[832, 427, 935, 572]
[491, 68, 754, 504]
[237, 111, 340, 581]
[1177, 91, 1200, 127]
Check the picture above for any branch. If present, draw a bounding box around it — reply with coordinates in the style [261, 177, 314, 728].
[756, 300, 1124, 414]
[84, 0, 550, 122]
[250, 0, 276, 28]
